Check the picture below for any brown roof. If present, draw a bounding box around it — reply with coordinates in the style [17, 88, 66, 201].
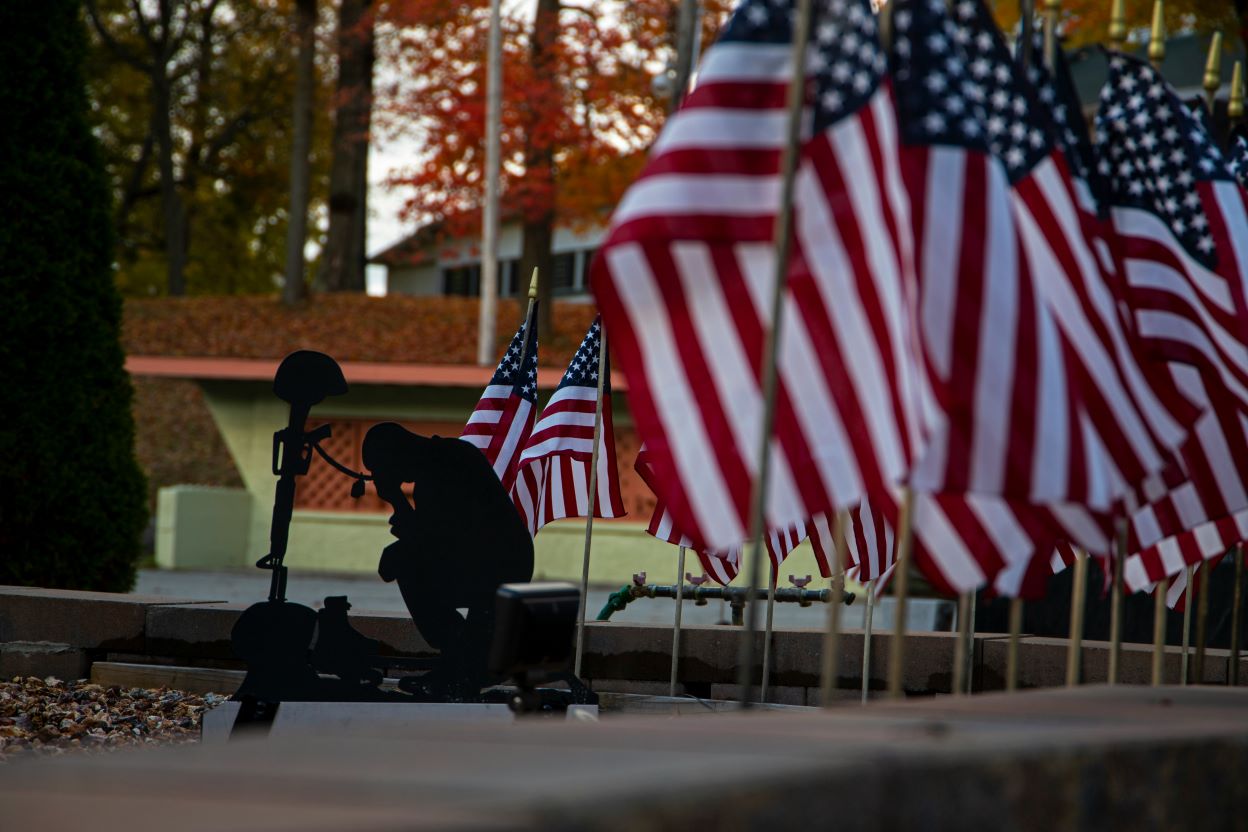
[123, 295, 599, 367]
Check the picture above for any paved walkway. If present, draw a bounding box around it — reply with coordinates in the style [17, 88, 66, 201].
[133, 568, 953, 630]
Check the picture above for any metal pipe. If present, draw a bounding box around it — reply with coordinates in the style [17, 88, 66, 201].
[598, 582, 853, 620]
[669, 546, 687, 698]
[572, 323, 609, 679]
[888, 488, 915, 699]
[1066, 550, 1089, 686]
[1151, 579, 1167, 686]
[1006, 597, 1023, 692]
[734, 0, 814, 709]
[862, 578, 875, 704]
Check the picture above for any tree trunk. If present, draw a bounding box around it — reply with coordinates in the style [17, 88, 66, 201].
[283, 0, 317, 306]
[152, 75, 187, 296]
[321, 0, 374, 293]
[525, 0, 560, 338]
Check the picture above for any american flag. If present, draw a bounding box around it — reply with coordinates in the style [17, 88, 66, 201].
[1096, 56, 1248, 589]
[636, 445, 804, 586]
[511, 316, 626, 536]
[460, 303, 539, 490]
[591, 0, 929, 552]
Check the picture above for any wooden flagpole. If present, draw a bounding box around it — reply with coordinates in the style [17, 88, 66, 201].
[476, 0, 503, 366]
[862, 577, 876, 703]
[1066, 550, 1088, 686]
[887, 488, 914, 699]
[572, 316, 609, 679]
[1192, 36, 1223, 686]
[1151, 579, 1167, 686]
[669, 545, 688, 698]
[734, 0, 813, 708]
[820, 510, 848, 708]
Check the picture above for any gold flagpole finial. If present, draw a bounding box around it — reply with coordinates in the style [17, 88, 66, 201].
[1043, 0, 1061, 69]
[528, 267, 539, 300]
[1107, 0, 1126, 52]
[1148, 0, 1165, 70]
[1204, 31, 1224, 111]
[1231, 61, 1244, 123]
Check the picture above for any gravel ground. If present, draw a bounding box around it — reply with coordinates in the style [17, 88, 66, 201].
[0, 677, 225, 763]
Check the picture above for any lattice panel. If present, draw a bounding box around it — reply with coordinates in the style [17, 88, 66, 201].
[290, 418, 650, 520]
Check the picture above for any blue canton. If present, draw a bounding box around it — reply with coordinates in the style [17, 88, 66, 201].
[489, 316, 539, 402]
[1230, 131, 1248, 190]
[720, 0, 885, 130]
[890, 0, 991, 154]
[559, 316, 607, 391]
[1094, 53, 1231, 270]
[947, 0, 1053, 183]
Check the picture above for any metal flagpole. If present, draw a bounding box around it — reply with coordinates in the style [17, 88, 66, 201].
[887, 489, 915, 699]
[1107, 0, 1126, 53]
[760, 562, 779, 703]
[1151, 580, 1167, 686]
[1192, 36, 1223, 686]
[1108, 521, 1126, 685]
[862, 577, 875, 704]
[1147, 0, 1165, 72]
[1180, 564, 1194, 685]
[1232, 543, 1244, 686]
[1006, 597, 1023, 692]
[1066, 550, 1089, 686]
[820, 510, 848, 708]
[572, 319, 610, 679]
[476, 0, 503, 366]
[1230, 68, 1245, 689]
[669, 545, 688, 698]
[734, 0, 814, 708]
[953, 592, 970, 696]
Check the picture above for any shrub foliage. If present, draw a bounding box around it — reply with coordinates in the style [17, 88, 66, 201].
[0, 1, 148, 590]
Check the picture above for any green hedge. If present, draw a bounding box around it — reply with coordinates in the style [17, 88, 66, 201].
[0, 1, 147, 591]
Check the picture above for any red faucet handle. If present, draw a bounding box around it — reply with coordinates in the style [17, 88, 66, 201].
[789, 574, 812, 588]
[686, 573, 709, 586]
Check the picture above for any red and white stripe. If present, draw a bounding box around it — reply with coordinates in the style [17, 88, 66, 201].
[593, 26, 929, 552]
[460, 310, 538, 491]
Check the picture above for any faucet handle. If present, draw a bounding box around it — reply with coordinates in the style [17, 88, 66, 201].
[789, 574, 812, 589]
[632, 572, 647, 587]
[686, 573, 709, 586]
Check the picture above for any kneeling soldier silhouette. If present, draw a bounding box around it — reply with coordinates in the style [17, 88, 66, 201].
[363, 422, 535, 699]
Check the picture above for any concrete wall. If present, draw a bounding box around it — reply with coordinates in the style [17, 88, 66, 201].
[161, 378, 853, 588]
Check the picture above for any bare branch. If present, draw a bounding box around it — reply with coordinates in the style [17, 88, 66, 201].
[84, 0, 152, 72]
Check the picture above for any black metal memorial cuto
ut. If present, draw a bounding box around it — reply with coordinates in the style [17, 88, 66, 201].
[229, 350, 594, 719]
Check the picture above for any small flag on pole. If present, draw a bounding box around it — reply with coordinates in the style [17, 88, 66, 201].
[460, 302, 539, 490]
[511, 316, 626, 536]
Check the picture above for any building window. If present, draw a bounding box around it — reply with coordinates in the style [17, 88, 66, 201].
[442, 264, 480, 296]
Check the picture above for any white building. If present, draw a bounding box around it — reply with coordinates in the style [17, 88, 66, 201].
[370, 219, 604, 299]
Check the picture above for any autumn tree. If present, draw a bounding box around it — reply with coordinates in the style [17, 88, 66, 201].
[85, 0, 333, 297]
[378, 0, 730, 337]
[991, 0, 1240, 47]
